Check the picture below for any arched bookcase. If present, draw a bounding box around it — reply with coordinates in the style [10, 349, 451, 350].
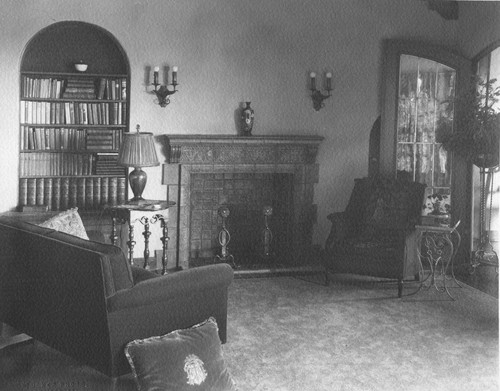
[18, 21, 130, 212]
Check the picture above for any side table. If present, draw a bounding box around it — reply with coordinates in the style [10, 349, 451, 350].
[415, 221, 462, 299]
[107, 200, 175, 274]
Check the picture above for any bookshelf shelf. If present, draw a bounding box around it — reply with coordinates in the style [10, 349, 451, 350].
[18, 21, 130, 212]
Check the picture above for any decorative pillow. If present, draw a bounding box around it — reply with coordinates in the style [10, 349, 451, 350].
[125, 317, 236, 391]
[38, 207, 89, 240]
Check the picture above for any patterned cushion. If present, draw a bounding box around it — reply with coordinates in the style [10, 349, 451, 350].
[38, 208, 89, 240]
[125, 317, 236, 391]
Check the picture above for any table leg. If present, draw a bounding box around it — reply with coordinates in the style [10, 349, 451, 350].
[140, 217, 151, 269]
[159, 217, 169, 275]
[110, 217, 118, 245]
[419, 232, 456, 300]
[448, 229, 463, 288]
[127, 222, 135, 266]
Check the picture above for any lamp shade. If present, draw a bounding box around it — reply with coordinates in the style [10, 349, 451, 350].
[118, 132, 160, 168]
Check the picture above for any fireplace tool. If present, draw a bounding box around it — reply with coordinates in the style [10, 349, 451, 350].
[261, 205, 275, 263]
[214, 206, 236, 268]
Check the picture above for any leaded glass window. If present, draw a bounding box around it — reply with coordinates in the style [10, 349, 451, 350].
[396, 55, 456, 217]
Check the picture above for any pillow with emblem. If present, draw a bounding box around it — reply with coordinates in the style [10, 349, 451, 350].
[124, 317, 236, 391]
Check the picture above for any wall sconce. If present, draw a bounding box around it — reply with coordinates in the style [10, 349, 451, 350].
[149, 66, 178, 107]
[309, 71, 332, 111]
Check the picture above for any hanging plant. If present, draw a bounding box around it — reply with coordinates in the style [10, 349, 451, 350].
[439, 76, 500, 168]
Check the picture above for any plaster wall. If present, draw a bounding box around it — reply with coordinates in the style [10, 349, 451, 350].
[0, 0, 473, 245]
[458, 1, 500, 59]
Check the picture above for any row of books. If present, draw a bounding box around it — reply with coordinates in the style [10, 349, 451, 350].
[20, 100, 126, 125]
[19, 177, 127, 211]
[22, 76, 127, 101]
[20, 152, 126, 177]
[94, 153, 126, 175]
[21, 126, 122, 151]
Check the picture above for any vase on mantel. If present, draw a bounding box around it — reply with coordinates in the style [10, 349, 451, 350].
[241, 102, 255, 136]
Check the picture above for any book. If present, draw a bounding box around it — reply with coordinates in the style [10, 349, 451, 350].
[35, 178, 44, 205]
[69, 178, 78, 208]
[93, 177, 101, 208]
[85, 178, 94, 209]
[100, 177, 109, 206]
[117, 177, 126, 204]
[97, 78, 106, 100]
[43, 178, 53, 210]
[61, 177, 70, 210]
[27, 178, 36, 205]
[76, 178, 86, 208]
[52, 177, 61, 210]
[109, 177, 118, 205]
[19, 178, 28, 206]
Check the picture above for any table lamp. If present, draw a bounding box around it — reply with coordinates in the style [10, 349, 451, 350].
[118, 125, 160, 204]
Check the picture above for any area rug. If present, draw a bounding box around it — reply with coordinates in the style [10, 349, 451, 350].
[0, 274, 497, 391]
[224, 274, 498, 391]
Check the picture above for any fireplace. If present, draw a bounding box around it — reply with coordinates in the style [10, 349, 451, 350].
[161, 135, 323, 271]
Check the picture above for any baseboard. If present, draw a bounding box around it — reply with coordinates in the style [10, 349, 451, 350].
[234, 265, 324, 279]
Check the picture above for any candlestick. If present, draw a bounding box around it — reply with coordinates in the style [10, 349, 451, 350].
[310, 72, 316, 91]
[326, 72, 332, 90]
[172, 66, 178, 85]
[153, 66, 159, 85]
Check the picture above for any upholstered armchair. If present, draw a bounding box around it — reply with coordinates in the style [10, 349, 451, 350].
[0, 216, 234, 378]
[324, 175, 426, 297]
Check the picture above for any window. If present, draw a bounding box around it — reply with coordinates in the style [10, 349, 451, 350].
[396, 55, 455, 217]
[472, 45, 500, 257]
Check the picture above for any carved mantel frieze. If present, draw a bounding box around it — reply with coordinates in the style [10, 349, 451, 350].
[165, 135, 324, 165]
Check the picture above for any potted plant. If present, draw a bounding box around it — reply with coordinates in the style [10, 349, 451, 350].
[438, 76, 500, 169]
[422, 192, 451, 226]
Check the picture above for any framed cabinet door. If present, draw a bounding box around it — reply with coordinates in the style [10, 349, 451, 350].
[380, 40, 472, 264]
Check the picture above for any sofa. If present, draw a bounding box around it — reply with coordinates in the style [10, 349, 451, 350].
[0, 215, 234, 378]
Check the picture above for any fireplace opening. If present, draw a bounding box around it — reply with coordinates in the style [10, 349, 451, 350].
[189, 172, 294, 269]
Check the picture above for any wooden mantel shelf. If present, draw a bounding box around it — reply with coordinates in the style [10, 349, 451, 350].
[165, 134, 324, 144]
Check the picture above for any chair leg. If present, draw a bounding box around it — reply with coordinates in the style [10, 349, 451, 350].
[110, 377, 118, 391]
[324, 269, 330, 286]
[397, 279, 403, 298]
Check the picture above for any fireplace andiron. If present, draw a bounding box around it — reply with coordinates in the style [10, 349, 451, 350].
[214, 206, 236, 268]
[261, 205, 274, 262]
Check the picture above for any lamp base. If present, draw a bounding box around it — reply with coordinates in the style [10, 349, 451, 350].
[129, 167, 148, 203]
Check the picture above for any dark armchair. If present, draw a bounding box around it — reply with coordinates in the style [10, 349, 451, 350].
[323, 175, 426, 297]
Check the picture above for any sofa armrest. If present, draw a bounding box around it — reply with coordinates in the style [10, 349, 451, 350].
[131, 265, 159, 283]
[106, 264, 234, 313]
[325, 212, 348, 251]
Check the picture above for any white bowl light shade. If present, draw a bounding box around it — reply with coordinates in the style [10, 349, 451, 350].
[75, 63, 88, 72]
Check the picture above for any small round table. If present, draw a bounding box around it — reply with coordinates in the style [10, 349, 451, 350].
[107, 200, 175, 274]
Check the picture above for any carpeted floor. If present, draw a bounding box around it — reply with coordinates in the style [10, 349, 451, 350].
[223, 274, 498, 391]
[0, 274, 498, 390]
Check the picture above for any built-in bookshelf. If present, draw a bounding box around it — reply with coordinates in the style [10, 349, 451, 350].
[18, 21, 130, 212]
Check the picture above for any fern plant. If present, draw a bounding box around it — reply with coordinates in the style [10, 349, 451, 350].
[440, 76, 500, 168]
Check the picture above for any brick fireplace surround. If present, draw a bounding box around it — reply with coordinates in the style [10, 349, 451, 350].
[161, 135, 323, 272]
